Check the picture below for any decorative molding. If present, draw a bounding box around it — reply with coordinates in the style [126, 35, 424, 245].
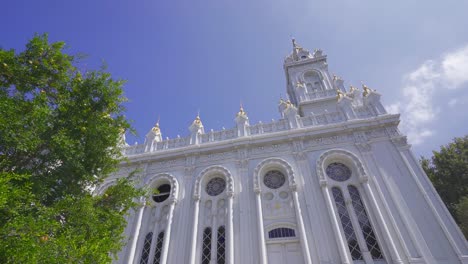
[144, 172, 180, 202]
[253, 158, 297, 193]
[193, 165, 234, 200]
[355, 142, 372, 153]
[391, 136, 410, 149]
[316, 149, 368, 185]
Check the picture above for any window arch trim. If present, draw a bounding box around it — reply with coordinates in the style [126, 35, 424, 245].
[143, 173, 179, 204]
[316, 149, 368, 186]
[253, 158, 297, 193]
[193, 165, 234, 200]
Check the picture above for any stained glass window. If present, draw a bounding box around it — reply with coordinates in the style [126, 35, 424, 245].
[268, 227, 296, 239]
[348, 186, 383, 260]
[153, 231, 164, 264]
[332, 187, 363, 260]
[201, 228, 212, 264]
[326, 163, 351, 182]
[264, 170, 286, 189]
[206, 177, 226, 196]
[140, 232, 153, 264]
[217, 226, 226, 264]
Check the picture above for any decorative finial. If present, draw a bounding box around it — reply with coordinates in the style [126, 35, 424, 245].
[362, 84, 373, 97]
[193, 113, 202, 126]
[152, 116, 161, 133]
[237, 104, 247, 117]
[336, 89, 345, 100]
[349, 85, 357, 93]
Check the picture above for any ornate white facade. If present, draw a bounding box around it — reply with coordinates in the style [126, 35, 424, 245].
[101, 40, 468, 264]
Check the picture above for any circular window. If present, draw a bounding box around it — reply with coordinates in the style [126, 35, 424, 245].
[326, 162, 351, 182]
[152, 184, 171, 203]
[264, 170, 286, 189]
[206, 177, 226, 196]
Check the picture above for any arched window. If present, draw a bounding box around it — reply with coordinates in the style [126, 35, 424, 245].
[217, 226, 226, 264]
[153, 231, 164, 264]
[140, 232, 153, 264]
[332, 187, 363, 261]
[201, 228, 212, 264]
[348, 186, 383, 260]
[152, 184, 171, 203]
[268, 227, 296, 239]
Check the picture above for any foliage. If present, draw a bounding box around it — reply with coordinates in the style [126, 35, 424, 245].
[421, 135, 468, 238]
[455, 196, 468, 238]
[0, 34, 141, 263]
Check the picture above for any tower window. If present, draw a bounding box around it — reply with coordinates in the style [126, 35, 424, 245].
[140, 232, 153, 264]
[268, 227, 296, 239]
[152, 184, 171, 203]
[264, 170, 286, 189]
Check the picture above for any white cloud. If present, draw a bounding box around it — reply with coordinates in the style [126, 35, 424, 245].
[390, 44, 468, 145]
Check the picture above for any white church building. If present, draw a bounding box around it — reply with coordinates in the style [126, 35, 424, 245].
[100, 40, 468, 264]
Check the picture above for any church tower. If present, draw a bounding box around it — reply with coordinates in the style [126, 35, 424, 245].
[101, 40, 468, 264]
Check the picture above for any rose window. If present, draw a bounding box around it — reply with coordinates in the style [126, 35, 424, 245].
[206, 177, 226, 196]
[264, 170, 286, 189]
[326, 162, 352, 182]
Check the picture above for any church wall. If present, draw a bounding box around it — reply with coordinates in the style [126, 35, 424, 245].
[374, 140, 461, 263]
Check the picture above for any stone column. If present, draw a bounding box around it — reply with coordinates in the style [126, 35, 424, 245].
[189, 196, 201, 264]
[291, 187, 313, 264]
[255, 189, 268, 264]
[160, 200, 176, 264]
[127, 197, 146, 264]
[361, 181, 403, 264]
[227, 193, 234, 264]
[321, 183, 351, 264]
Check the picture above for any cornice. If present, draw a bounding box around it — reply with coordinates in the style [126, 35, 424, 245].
[122, 114, 400, 164]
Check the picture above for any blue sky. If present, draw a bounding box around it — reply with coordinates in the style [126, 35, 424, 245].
[2, 0, 468, 158]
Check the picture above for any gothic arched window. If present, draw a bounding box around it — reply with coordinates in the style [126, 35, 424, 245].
[217, 226, 226, 264]
[153, 231, 165, 264]
[268, 227, 296, 239]
[201, 228, 212, 264]
[348, 185, 383, 260]
[332, 187, 363, 261]
[140, 232, 153, 264]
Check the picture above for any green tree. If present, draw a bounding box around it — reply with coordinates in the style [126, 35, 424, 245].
[421, 135, 468, 238]
[0, 34, 141, 263]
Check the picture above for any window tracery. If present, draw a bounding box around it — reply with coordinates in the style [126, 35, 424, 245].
[217, 226, 226, 264]
[332, 187, 363, 260]
[263, 170, 286, 189]
[140, 232, 153, 264]
[348, 186, 383, 260]
[206, 177, 226, 196]
[201, 228, 212, 264]
[326, 162, 351, 182]
[268, 227, 296, 239]
[152, 231, 164, 264]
